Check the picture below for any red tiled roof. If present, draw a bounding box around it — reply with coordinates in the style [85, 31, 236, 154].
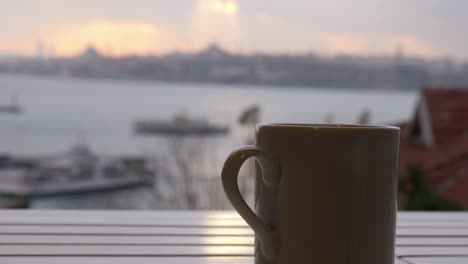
[399, 135, 468, 175]
[398, 87, 468, 207]
[423, 87, 468, 145]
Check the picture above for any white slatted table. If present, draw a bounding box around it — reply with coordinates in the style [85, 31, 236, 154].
[0, 210, 467, 264]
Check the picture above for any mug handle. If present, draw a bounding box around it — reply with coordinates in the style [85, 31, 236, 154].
[221, 145, 280, 259]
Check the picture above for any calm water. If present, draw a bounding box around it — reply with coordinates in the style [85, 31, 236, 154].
[0, 74, 417, 209]
[0, 73, 416, 157]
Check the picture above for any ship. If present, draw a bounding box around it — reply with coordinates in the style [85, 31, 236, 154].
[0, 95, 23, 114]
[134, 114, 230, 136]
[0, 144, 155, 208]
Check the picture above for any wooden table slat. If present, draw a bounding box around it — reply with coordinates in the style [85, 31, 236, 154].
[0, 235, 254, 245]
[396, 237, 468, 246]
[0, 217, 248, 227]
[0, 245, 254, 256]
[0, 210, 242, 219]
[2, 225, 468, 237]
[395, 246, 468, 257]
[397, 213, 468, 221]
[402, 257, 468, 264]
[1, 216, 468, 228]
[0, 257, 253, 264]
[396, 229, 468, 237]
[394, 257, 411, 264]
[3, 245, 467, 257]
[2, 235, 468, 247]
[0, 257, 414, 264]
[2, 210, 468, 220]
[0, 226, 253, 236]
[0, 210, 467, 264]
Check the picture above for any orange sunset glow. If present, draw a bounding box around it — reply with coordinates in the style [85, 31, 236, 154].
[46, 21, 177, 57]
[190, 0, 241, 52]
[318, 32, 437, 57]
[0, 0, 462, 58]
[16, 0, 241, 57]
[198, 0, 238, 16]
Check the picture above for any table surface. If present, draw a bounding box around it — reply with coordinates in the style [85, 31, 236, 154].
[0, 210, 467, 264]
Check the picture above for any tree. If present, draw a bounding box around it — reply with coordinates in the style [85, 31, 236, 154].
[236, 104, 261, 205]
[153, 136, 230, 209]
[238, 104, 261, 128]
[399, 164, 462, 211]
[356, 109, 371, 124]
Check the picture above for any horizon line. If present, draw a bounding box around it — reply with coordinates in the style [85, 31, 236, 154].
[2, 44, 458, 62]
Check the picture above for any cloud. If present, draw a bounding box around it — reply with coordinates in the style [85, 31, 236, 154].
[0, 0, 454, 59]
[242, 12, 323, 54]
[318, 32, 437, 57]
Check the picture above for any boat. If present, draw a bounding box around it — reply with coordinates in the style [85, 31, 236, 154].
[134, 114, 230, 136]
[0, 144, 156, 208]
[0, 95, 23, 114]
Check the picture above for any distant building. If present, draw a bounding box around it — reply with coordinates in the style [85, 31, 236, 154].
[397, 87, 468, 207]
[36, 40, 45, 59]
[77, 46, 102, 61]
[197, 43, 228, 59]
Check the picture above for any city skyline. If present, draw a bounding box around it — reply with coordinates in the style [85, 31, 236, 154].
[1, 0, 467, 59]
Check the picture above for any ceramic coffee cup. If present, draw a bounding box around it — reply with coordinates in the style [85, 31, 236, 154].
[222, 124, 400, 264]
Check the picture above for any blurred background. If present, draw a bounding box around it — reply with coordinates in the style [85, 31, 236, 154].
[0, 0, 467, 210]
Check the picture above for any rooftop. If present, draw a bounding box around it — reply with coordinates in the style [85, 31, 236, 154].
[398, 87, 468, 207]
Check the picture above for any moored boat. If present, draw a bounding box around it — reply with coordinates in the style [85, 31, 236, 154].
[134, 114, 229, 136]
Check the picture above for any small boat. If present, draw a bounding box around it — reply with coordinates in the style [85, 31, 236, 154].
[0, 95, 23, 114]
[134, 114, 230, 136]
[0, 105, 22, 114]
[0, 144, 155, 203]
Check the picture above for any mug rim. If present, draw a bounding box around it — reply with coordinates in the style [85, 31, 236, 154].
[256, 123, 400, 131]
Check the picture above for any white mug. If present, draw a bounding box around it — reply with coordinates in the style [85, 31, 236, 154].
[222, 124, 400, 264]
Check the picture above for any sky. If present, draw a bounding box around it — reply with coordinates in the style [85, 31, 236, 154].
[1, 0, 466, 59]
